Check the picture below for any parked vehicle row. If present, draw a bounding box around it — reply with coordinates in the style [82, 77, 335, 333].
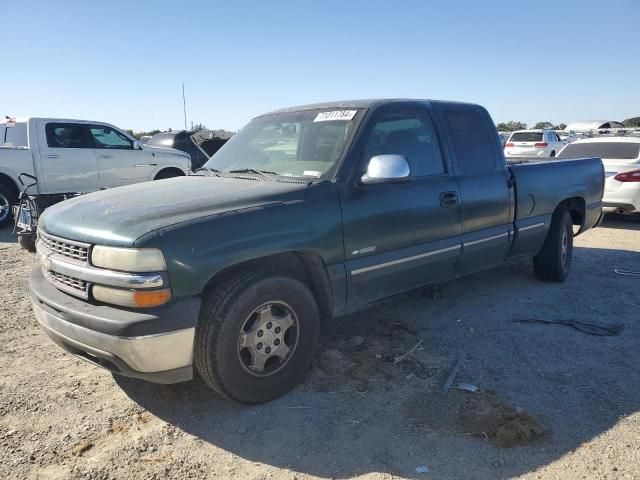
[29, 98, 604, 404]
[0, 118, 191, 228]
[557, 137, 640, 214]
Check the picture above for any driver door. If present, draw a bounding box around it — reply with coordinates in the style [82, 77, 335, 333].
[340, 104, 462, 307]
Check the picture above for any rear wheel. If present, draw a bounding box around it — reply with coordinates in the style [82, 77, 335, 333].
[533, 209, 573, 282]
[194, 271, 320, 404]
[0, 184, 16, 228]
[550, 150, 556, 158]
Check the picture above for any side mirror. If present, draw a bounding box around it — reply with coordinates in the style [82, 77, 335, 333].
[133, 140, 141, 150]
[360, 154, 411, 185]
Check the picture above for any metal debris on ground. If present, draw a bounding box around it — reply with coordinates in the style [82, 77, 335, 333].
[441, 354, 464, 393]
[454, 383, 479, 392]
[515, 318, 624, 336]
[614, 268, 640, 277]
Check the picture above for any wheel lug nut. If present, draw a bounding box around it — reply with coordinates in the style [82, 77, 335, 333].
[266, 322, 273, 329]
[274, 327, 281, 334]
[265, 347, 271, 354]
[257, 330, 263, 337]
[256, 343, 263, 350]
[274, 339, 280, 346]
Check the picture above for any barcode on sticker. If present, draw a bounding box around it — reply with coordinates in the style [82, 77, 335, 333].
[314, 110, 357, 122]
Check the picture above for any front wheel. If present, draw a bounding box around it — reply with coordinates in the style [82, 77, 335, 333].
[194, 271, 320, 404]
[533, 209, 573, 282]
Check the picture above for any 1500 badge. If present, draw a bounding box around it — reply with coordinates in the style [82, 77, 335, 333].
[352, 246, 376, 255]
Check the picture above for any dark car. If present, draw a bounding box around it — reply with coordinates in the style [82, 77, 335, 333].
[148, 130, 230, 171]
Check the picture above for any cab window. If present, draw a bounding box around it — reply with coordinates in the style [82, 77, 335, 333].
[363, 111, 445, 177]
[89, 126, 133, 149]
[45, 123, 91, 149]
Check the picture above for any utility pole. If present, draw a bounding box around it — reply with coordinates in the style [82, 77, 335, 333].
[182, 82, 187, 131]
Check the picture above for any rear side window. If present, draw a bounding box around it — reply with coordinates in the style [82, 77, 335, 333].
[363, 111, 445, 177]
[45, 123, 91, 148]
[557, 142, 640, 160]
[443, 107, 497, 174]
[510, 132, 543, 142]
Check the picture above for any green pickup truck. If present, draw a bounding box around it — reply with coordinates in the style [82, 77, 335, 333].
[30, 99, 604, 403]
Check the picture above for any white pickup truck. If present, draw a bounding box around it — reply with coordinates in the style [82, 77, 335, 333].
[0, 118, 191, 227]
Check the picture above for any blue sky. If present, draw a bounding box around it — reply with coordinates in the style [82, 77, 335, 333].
[1, 0, 638, 131]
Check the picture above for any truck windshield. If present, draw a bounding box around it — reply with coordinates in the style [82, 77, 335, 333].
[557, 142, 640, 160]
[203, 109, 360, 179]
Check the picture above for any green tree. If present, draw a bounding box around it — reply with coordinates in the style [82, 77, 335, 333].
[554, 123, 567, 130]
[496, 121, 527, 132]
[533, 121, 554, 130]
[623, 117, 640, 128]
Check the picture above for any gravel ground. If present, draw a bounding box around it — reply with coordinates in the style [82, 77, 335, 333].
[0, 216, 639, 480]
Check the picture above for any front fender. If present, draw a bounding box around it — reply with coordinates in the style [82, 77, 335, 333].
[134, 182, 343, 298]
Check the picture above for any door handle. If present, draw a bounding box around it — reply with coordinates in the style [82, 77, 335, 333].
[439, 191, 459, 207]
[46, 154, 60, 159]
[99, 154, 114, 159]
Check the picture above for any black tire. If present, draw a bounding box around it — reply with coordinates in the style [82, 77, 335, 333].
[550, 151, 556, 158]
[533, 209, 573, 282]
[0, 184, 17, 228]
[194, 271, 320, 404]
[18, 234, 37, 253]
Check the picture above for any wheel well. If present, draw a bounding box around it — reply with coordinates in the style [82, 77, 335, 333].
[154, 167, 185, 180]
[0, 173, 19, 201]
[556, 197, 585, 231]
[201, 252, 333, 319]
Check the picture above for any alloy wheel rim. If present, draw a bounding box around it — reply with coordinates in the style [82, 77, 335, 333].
[237, 301, 299, 377]
[561, 229, 568, 266]
[0, 194, 9, 222]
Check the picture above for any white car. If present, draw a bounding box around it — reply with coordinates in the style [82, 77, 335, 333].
[505, 129, 565, 158]
[0, 118, 191, 227]
[557, 137, 640, 214]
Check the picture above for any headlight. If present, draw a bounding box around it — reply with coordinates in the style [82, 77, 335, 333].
[91, 246, 167, 272]
[93, 285, 171, 308]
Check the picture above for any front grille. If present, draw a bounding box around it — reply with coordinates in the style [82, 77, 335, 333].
[47, 270, 87, 292]
[39, 232, 89, 263]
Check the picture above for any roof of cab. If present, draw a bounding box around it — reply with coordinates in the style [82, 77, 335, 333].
[258, 98, 481, 117]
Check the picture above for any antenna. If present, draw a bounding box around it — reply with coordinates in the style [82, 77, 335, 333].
[182, 82, 187, 130]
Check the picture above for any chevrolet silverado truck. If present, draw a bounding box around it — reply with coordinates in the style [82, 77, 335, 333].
[29, 99, 604, 404]
[0, 117, 191, 228]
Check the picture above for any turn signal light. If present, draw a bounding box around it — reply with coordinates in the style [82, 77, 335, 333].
[133, 289, 172, 307]
[614, 170, 640, 182]
[505, 142, 515, 148]
[534, 142, 548, 148]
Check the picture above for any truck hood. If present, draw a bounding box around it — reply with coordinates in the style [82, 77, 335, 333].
[39, 176, 309, 246]
[142, 144, 190, 159]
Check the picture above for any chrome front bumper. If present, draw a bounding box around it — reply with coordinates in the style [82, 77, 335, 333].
[30, 266, 200, 384]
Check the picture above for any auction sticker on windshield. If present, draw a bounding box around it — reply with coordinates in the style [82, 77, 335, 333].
[314, 110, 357, 122]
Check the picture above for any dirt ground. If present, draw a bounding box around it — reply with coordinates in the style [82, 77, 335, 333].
[1, 216, 639, 480]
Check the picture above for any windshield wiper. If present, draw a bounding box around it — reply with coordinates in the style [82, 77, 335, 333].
[227, 168, 277, 181]
[195, 167, 221, 176]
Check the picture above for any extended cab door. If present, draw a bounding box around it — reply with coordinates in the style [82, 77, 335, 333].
[87, 124, 149, 188]
[340, 103, 462, 306]
[36, 121, 99, 193]
[434, 103, 513, 274]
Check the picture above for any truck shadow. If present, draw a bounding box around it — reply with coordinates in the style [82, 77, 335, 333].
[116, 244, 639, 479]
[0, 225, 15, 244]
